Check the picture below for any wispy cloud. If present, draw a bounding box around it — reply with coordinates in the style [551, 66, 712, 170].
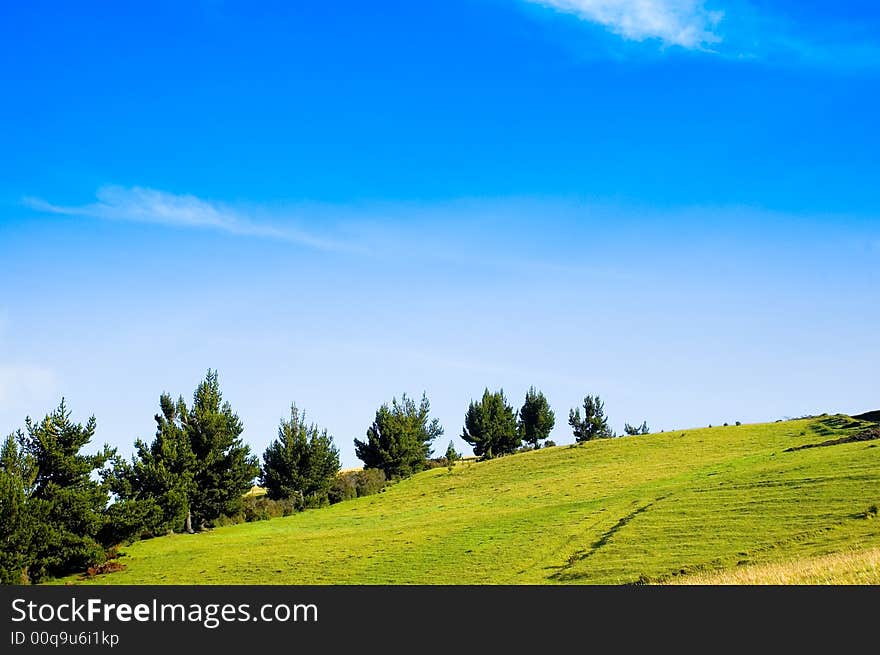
[524, 0, 724, 49]
[522, 1, 880, 67]
[23, 186, 361, 253]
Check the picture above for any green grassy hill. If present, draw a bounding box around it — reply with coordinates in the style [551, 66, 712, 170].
[65, 414, 880, 585]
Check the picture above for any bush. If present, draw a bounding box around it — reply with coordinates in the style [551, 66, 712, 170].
[211, 513, 242, 528]
[328, 469, 388, 505]
[356, 469, 387, 497]
[544, 440, 556, 448]
[328, 472, 358, 504]
[211, 495, 298, 526]
[242, 496, 297, 522]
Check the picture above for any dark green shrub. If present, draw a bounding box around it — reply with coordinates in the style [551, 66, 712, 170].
[242, 496, 297, 522]
[356, 469, 387, 497]
[328, 469, 388, 504]
[328, 472, 358, 504]
[211, 513, 243, 528]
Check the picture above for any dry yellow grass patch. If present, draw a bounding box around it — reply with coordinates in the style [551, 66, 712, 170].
[667, 548, 880, 585]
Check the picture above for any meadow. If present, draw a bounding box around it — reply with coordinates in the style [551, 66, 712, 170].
[63, 414, 880, 584]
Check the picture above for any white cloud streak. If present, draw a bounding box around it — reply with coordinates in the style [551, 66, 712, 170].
[23, 186, 361, 253]
[525, 0, 724, 49]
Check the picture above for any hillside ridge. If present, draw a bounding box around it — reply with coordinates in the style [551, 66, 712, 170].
[61, 415, 880, 585]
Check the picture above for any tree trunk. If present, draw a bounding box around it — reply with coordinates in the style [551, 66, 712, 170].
[185, 510, 194, 534]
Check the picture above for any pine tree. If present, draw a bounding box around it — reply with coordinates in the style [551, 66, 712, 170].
[461, 389, 520, 459]
[105, 393, 196, 541]
[261, 404, 340, 506]
[518, 387, 555, 450]
[0, 434, 38, 584]
[354, 393, 443, 479]
[110, 371, 259, 534]
[185, 370, 260, 528]
[569, 395, 613, 442]
[624, 420, 651, 436]
[18, 400, 115, 581]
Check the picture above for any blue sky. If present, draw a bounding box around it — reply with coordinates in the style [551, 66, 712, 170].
[1, 1, 878, 468]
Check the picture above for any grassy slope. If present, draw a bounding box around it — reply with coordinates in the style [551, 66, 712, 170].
[67, 415, 880, 585]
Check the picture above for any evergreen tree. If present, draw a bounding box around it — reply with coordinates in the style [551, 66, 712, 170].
[18, 400, 115, 581]
[624, 421, 650, 436]
[184, 370, 260, 528]
[354, 393, 443, 479]
[110, 371, 259, 533]
[461, 389, 520, 459]
[569, 395, 612, 442]
[518, 387, 555, 450]
[444, 441, 460, 472]
[105, 394, 195, 540]
[261, 404, 340, 506]
[0, 434, 38, 584]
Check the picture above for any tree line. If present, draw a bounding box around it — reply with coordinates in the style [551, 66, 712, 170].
[0, 370, 649, 584]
